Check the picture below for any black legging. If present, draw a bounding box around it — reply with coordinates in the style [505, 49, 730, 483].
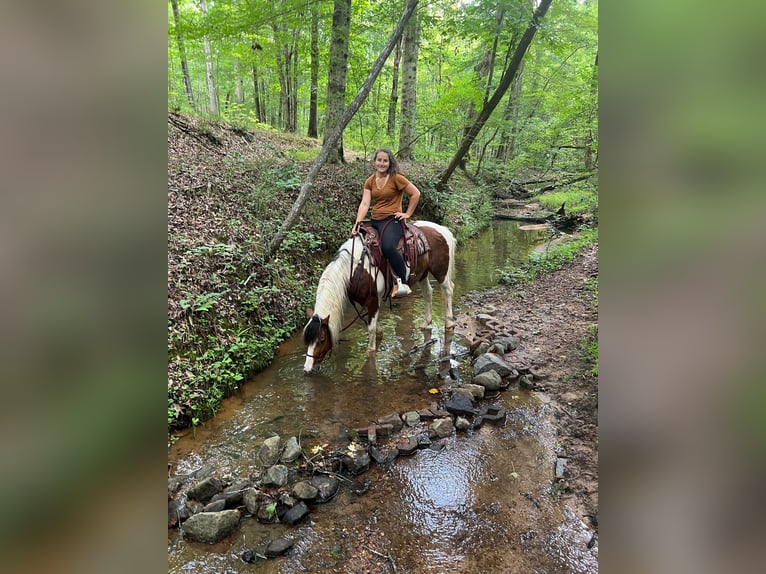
[371, 216, 407, 280]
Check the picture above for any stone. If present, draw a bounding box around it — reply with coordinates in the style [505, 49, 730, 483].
[488, 342, 506, 355]
[281, 501, 309, 525]
[187, 476, 222, 503]
[479, 405, 506, 424]
[242, 487, 262, 515]
[378, 413, 403, 431]
[259, 435, 282, 466]
[202, 499, 226, 512]
[397, 437, 418, 456]
[473, 353, 515, 378]
[445, 393, 475, 416]
[182, 509, 240, 544]
[342, 451, 371, 475]
[369, 444, 398, 465]
[451, 387, 475, 401]
[211, 480, 252, 508]
[455, 416, 472, 431]
[262, 465, 289, 487]
[310, 476, 340, 502]
[494, 336, 520, 352]
[461, 383, 486, 399]
[472, 370, 502, 391]
[430, 417, 454, 438]
[265, 537, 295, 557]
[281, 436, 302, 463]
[472, 341, 490, 358]
[292, 481, 319, 501]
[555, 457, 568, 479]
[404, 411, 421, 426]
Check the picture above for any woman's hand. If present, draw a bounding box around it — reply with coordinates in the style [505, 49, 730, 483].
[351, 221, 361, 235]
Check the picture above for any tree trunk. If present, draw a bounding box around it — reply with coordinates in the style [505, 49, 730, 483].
[268, 0, 419, 257]
[584, 51, 598, 171]
[170, 0, 194, 108]
[324, 0, 352, 164]
[398, 10, 420, 160]
[495, 59, 524, 161]
[438, 0, 552, 188]
[199, 0, 218, 115]
[308, 8, 319, 138]
[386, 37, 402, 137]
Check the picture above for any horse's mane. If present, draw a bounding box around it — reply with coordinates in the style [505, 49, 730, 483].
[312, 236, 363, 345]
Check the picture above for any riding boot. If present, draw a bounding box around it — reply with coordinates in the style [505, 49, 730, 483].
[391, 277, 411, 298]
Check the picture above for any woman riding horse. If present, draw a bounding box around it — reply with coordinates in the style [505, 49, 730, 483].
[351, 148, 421, 299]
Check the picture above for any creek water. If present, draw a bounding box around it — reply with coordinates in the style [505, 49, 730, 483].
[168, 220, 597, 573]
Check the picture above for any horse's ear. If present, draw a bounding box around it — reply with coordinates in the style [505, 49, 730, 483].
[321, 315, 330, 325]
[306, 307, 314, 318]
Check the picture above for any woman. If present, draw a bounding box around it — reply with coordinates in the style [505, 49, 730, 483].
[351, 148, 421, 298]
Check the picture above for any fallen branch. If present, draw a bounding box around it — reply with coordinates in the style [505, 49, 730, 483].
[368, 547, 398, 574]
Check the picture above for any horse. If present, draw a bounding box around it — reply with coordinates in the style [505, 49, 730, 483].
[303, 221, 456, 373]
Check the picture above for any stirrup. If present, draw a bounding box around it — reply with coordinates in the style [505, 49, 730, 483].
[391, 282, 411, 299]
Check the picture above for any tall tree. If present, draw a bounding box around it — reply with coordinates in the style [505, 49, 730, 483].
[397, 9, 420, 160]
[386, 37, 402, 137]
[199, 0, 218, 115]
[324, 0, 352, 163]
[269, 0, 420, 256]
[308, 7, 320, 138]
[584, 51, 598, 171]
[252, 42, 265, 123]
[170, 0, 194, 108]
[438, 0, 552, 187]
[272, 20, 301, 132]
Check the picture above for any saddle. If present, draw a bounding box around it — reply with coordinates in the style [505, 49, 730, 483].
[359, 221, 430, 294]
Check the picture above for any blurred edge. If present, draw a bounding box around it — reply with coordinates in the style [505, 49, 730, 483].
[0, 2, 166, 574]
[602, 1, 766, 573]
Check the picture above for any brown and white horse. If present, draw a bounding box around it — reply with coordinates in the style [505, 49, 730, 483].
[302, 221, 456, 373]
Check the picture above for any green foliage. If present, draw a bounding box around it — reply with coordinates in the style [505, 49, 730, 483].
[535, 180, 599, 216]
[497, 228, 598, 286]
[579, 324, 599, 377]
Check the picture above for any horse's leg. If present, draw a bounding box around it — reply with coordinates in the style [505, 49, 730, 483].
[420, 275, 434, 328]
[439, 274, 456, 329]
[367, 310, 379, 353]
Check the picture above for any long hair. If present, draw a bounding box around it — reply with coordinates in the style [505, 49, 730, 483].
[373, 148, 400, 177]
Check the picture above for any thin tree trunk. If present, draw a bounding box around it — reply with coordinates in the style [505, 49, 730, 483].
[495, 59, 524, 160]
[199, 0, 218, 115]
[324, 0, 352, 164]
[584, 51, 598, 171]
[398, 10, 420, 160]
[308, 8, 319, 138]
[438, 0, 552, 188]
[387, 37, 402, 137]
[170, 0, 194, 108]
[269, 0, 419, 257]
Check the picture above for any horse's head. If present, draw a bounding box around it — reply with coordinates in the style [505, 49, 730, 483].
[303, 310, 333, 373]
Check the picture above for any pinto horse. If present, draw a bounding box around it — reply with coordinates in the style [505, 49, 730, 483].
[303, 221, 456, 373]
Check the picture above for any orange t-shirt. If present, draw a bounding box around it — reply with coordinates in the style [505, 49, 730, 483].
[364, 173, 412, 220]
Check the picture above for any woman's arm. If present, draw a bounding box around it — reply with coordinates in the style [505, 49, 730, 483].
[352, 187, 372, 234]
[396, 182, 421, 221]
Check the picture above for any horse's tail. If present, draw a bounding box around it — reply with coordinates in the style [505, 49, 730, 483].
[443, 225, 457, 282]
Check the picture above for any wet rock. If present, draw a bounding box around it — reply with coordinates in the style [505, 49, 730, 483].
[342, 450, 371, 475]
[310, 476, 340, 502]
[281, 436, 302, 463]
[211, 480, 252, 508]
[182, 509, 240, 544]
[397, 437, 419, 456]
[519, 374, 535, 389]
[378, 413, 403, 432]
[430, 418, 454, 438]
[262, 464, 289, 487]
[168, 476, 185, 497]
[460, 383, 485, 399]
[418, 409, 437, 421]
[445, 393, 475, 416]
[430, 438, 448, 451]
[473, 370, 502, 391]
[259, 435, 281, 466]
[292, 481, 318, 501]
[494, 336, 520, 352]
[241, 549, 262, 563]
[488, 342, 506, 355]
[476, 313, 495, 325]
[451, 387, 475, 402]
[472, 340, 490, 358]
[202, 499, 226, 512]
[455, 416, 472, 431]
[555, 457, 568, 479]
[187, 476, 222, 503]
[242, 487, 262, 515]
[478, 405, 506, 424]
[265, 537, 295, 557]
[369, 444, 398, 465]
[257, 501, 278, 523]
[281, 501, 310, 525]
[473, 353, 515, 378]
[403, 411, 420, 426]
[416, 433, 432, 448]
